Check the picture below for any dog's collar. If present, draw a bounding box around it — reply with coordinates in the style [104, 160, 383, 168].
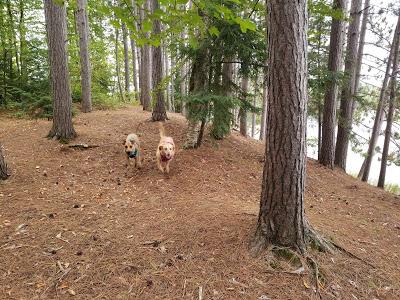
[128, 148, 138, 158]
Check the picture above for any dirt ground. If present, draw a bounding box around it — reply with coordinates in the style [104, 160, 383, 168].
[0, 106, 399, 300]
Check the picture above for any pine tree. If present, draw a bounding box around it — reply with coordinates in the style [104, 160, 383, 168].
[44, 0, 76, 140]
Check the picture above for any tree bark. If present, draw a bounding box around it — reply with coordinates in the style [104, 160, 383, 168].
[44, 0, 76, 140]
[377, 15, 400, 188]
[360, 20, 396, 181]
[252, 0, 309, 253]
[320, 0, 347, 168]
[151, 0, 167, 121]
[76, 0, 92, 113]
[239, 76, 249, 137]
[334, 0, 362, 170]
[0, 143, 10, 180]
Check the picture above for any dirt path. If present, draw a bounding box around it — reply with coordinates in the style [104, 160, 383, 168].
[0, 107, 399, 299]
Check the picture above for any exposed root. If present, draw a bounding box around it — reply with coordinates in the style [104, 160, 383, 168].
[330, 241, 376, 268]
[305, 223, 335, 254]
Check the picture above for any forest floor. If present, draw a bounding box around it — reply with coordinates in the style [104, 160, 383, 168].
[0, 106, 399, 300]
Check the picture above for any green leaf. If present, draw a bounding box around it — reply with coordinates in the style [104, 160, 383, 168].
[110, 20, 121, 29]
[142, 19, 153, 32]
[235, 17, 256, 33]
[208, 26, 220, 37]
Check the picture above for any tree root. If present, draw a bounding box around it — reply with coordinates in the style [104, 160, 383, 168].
[305, 225, 335, 254]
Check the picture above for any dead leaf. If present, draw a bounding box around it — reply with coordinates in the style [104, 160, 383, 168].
[68, 289, 76, 296]
[303, 279, 310, 289]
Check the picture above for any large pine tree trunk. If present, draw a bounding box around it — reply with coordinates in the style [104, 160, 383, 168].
[76, 0, 92, 113]
[360, 22, 397, 181]
[320, 0, 347, 168]
[122, 23, 130, 94]
[334, 0, 362, 170]
[0, 143, 10, 180]
[44, 0, 76, 140]
[239, 76, 249, 137]
[252, 0, 309, 253]
[151, 0, 167, 121]
[377, 15, 400, 188]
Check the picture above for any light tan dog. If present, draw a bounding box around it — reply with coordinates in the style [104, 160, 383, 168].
[156, 122, 175, 174]
[123, 133, 142, 168]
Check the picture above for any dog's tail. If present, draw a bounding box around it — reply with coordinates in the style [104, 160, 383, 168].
[158, 122, 165, 138]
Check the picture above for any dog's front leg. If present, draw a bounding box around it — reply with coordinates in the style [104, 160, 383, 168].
[157, 159, 164, 173]
[126, 156, 130, 167]
[165, 161, 170, 174]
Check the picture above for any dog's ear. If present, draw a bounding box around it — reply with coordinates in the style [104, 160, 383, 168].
[122, 140, 126, 145]
[159, 145, 163, 151]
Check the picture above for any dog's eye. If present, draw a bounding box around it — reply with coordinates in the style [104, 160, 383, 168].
[125, 145, 127, 148]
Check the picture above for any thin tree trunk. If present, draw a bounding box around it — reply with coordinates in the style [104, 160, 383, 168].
[130, 0, 139, 100]
[239, 76, 249, 137]
[352, 0, 369, 108]
[18, 0, 27, 81]
[334, 0, 362, 170]
[130, 32, 138, 100]
[170, 55, 176, 111]
[251, 77, 258, 138]
[259, 10, 268, 141]
[0, 143, 10, 180]
[164, 46, 172, 111]
[252, 0, 310, 253]
[260, 62, 268, 141]
[139, 1, 151, 111]
[151, 0, 167, 121]
[115, 27, 124, 102]
[122, 23, 130, 94]
[76, 0, 92, 113]
[360, 21, 397, 181]
[320, 0, 347, 168]
[6, 0, 20, 77]
[377, 15, 400, 188]
[318, 103, 322, 161]
[183, 45, 208, 149]
[44, 0, 76, 140]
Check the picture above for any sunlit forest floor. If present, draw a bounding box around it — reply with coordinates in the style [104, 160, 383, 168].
[0, 106, 399, 299]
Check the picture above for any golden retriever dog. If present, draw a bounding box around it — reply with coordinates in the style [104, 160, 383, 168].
[156, 122, 175, 174]
[123, 133, 142, 169]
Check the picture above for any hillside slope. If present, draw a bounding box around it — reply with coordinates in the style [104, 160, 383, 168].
[0, 107, 399, 299]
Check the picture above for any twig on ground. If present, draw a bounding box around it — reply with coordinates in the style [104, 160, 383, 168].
[198, 286, 203, 300]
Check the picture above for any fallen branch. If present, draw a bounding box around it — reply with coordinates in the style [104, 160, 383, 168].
[68, 143, 99, 149]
